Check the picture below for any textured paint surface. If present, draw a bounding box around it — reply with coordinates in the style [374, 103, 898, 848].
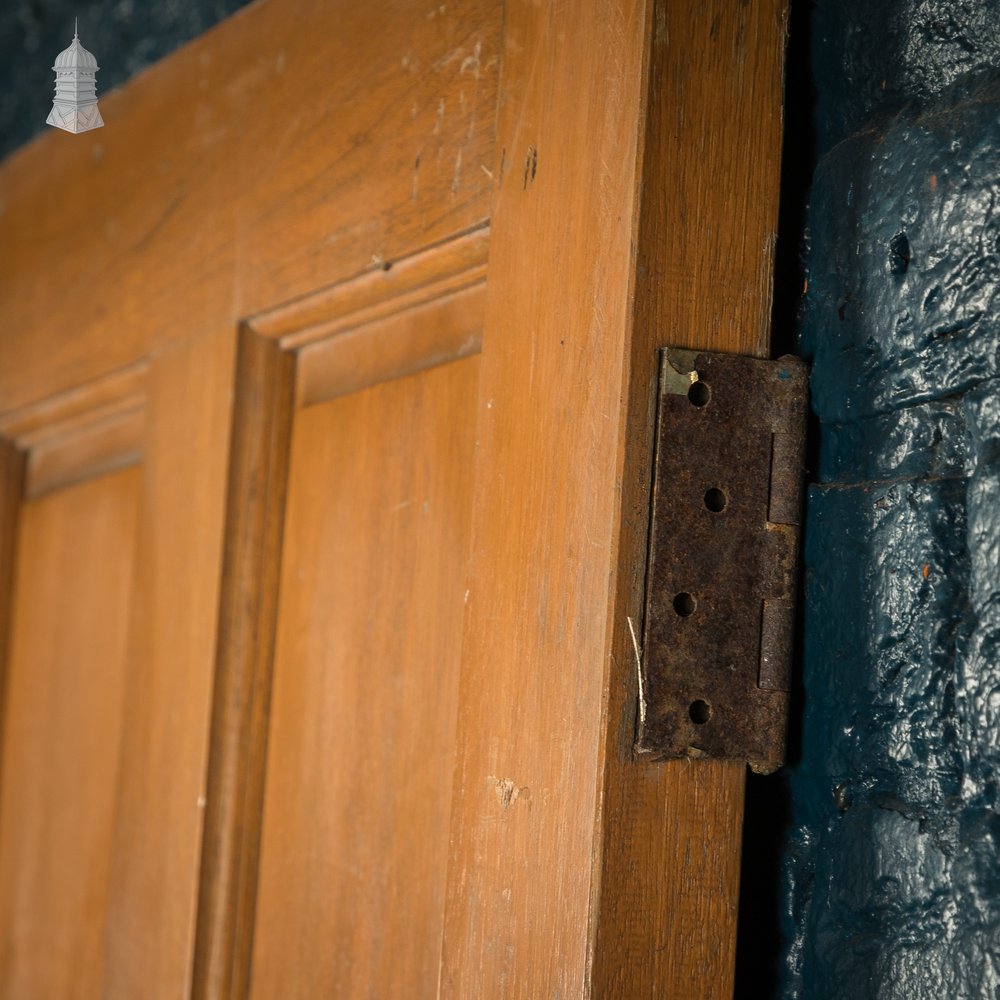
[0, 0, 252, 163]
[780, 1, 1000, 996]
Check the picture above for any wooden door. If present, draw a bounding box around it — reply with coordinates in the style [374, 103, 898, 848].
[0, 2, 787, 997]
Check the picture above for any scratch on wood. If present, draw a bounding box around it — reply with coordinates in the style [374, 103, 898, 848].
[522, 146, 538, 190]
[131, 190, 186, 254]
[460, 41, 482, 79]
[490, 776, 530, 811]
[452, 150, 463, 197]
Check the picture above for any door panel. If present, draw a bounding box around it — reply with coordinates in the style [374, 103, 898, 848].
[250, 354, 478, 999]
[0, 339, 235, 999]
[0, 468, 139, 998]
[191, 245, 488, 1000]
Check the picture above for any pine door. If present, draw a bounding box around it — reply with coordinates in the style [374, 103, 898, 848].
[0, 2, 787, 997]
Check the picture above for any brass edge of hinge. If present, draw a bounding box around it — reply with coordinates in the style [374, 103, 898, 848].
[635, 348, 809, 774]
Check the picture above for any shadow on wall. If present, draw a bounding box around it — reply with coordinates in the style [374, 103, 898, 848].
[734, 0, 816, 995]
[741, 0, 1000, 997]
[0, 0, 253, 163]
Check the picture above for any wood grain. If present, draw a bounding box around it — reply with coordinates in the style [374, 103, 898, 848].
[439, 2, 652, 995]
[0, 363, 146, 444]
[0, 468, 139, 998]
[0, 0, 500, 415]
[0, 348, 232, 998]
[0, 363, 147, 500]
[250, 223, 489, 350]
[441, 1, 788, 997]
[592, 2, 789, 997]
[0, 0, 790, 993]
[296, 280, 484, 406]
[0, 4, 501, 985]
[0, 440, 25, 830]
[191, 328, 296, 1000]
[24, 403, 144, 500]
[249, 354, 480, 1000]
[101, 332, 236, 999]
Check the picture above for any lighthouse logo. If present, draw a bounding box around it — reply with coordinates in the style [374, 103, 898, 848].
[46, 19, 104, 134]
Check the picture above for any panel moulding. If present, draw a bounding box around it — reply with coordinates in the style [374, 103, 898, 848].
[0, 362, 148, 500]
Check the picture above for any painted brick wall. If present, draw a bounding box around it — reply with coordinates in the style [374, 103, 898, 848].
[780, 2, 1000, 996]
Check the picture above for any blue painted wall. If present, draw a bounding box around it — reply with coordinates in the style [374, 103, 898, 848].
[0, 0, 253, 163]
[777, 1, 1000, 996]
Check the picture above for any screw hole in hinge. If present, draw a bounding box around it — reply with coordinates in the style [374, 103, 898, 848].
[704, 487, 727, 512]
[673, 592, 696, 616]
[688, 380, 711, 407]
[689, 699, 712, 724]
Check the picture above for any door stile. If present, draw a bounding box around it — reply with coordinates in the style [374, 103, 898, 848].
[593, 2, 790, 997]
[439, 1, 656, 995]
[440, 0, 790, 997]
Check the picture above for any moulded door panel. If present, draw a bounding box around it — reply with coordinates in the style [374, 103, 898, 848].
[249, 354, 480, 1000]
[0, 337, 236, 999]
[0, 469, 139, 999]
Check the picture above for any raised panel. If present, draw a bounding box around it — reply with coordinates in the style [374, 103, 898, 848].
[0, 468, 139, 998]
[0, 340, 235, 999]
[248, 353, 479, 999]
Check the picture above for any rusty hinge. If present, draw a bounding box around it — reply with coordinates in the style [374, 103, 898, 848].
[635, 349, 808, 774]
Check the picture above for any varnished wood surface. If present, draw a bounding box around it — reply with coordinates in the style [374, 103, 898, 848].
[439, 2, 653, 995]
[0, 363, 147, 500]
[0, 363, 146, 444]
[1, 2, 501, 990]
[0, 338, 234, 999]
[0, 441, 25, 835]
[0, 0, 500, 414]
[250, 354, 480, 1000]
[251, 223, 489, 350]
[198, 252, 487, 999]
[0, 468, 139, 998]
[191, 330, 296, 1000]
[593, 2, 789, 996]
[296, 281, 484, 406]
[100, 332, 235, 998]
[0, 0, 790, 995]
[441, 1, 788, 997]
[24, 403, 144, 500]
